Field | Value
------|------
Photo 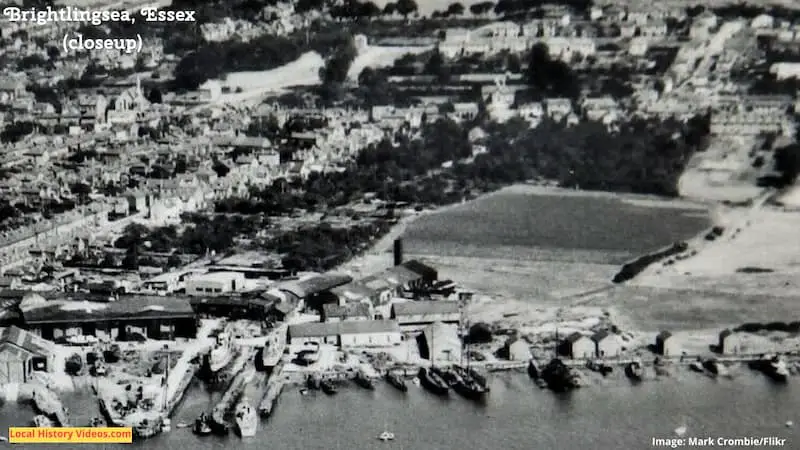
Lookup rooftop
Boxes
[391,300,459,317]
[22,295,195,324]
[288,320,400,338]
[0,325,56,356]
[276,273,353,299]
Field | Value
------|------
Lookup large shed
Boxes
[0,326,56,384]
[390,300,460,330]
[420,322,462,364]
[560,332,595,359]
[655,330,680,356]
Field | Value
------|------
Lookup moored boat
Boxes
[625,361,644,380]
[133,418,161,440]
[689,361,704,373]
[418,367,449,396]
[234,398,258,438]
[261,325,287,371]
[89,417,106,427]
[33,415,53,427]
[385,372,408,392]
[320,379,338,395]
[192,413,212,436]
[354,370,375,390]
[760,355,790,382]
[208,333,234,373]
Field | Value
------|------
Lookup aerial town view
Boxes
[1,0,800,448]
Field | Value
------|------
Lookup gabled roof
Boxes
[657,330,673,340]
[323,302,370,319]
[391,301,459,317]
[591,330,619,343]
[0,326,55,357]
[22,295,195,324]
[288,320,400,338]
[277,273,352,299]
[564,331,589,344]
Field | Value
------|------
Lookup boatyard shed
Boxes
[401,260,438,283]
[390,300,460,331]
[287,320,402,347]
[718,329,744,355]
[326,283,380,306]
[503,335,532,361]
[420,322,462,363]
[278,274,353,300]
[321,302,372,322]
[21,295,197,341]
[0,325,56,384]
[185,271,246,297]
[593,330,623,358]
[655,330,680,356]
[357,265,424,303]
[338,320,402,347]
[561,332,595,359]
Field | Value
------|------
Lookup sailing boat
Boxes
[419,323,449,396]
[377,411,395,441]
[454,298,489,398]
[160,353,171,433]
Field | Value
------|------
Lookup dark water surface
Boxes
[1,372,797,450]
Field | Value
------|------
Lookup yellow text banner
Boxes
[9,427,133,444]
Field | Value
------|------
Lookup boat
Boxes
[89,417,106,427]
[176,422,190,429]
[261,325,287,370]
[208,332,234,373]
[535,378,548,388]
[234,398,258,438]
[540,359,580,392]
[0,436,7,442]
[354,370,375,390]
[306,374,320,390]
[377,431,395,441]
[418,367,449,396]
[33,388,60,416]
[385,372,408,392]
[675,425,687,436]
[766,355,790,382]
[689,361,704,373]
[161,418,171,433]
[193,413,212,436]
[786,421,794,428]
[453,365,490,396]
[133,419,161,439]
[320,379,338,395]
[625,361,643,380]
[527,360,540,379]
[33,415,53,427]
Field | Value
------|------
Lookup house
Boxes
[751,14,775,29]
[286,320,402,347]
[619,23,637,38]
[544,98,572,118]
[718,329,744,355]
[0,79,27,104]
[592,330,623,358]
[0,277,21,290]
[321,302,372,322]
[655,330,680,356]
[185,271,246,296]
[0,326,56,384]
[503,335,532,361]
[640,20,668,37]
[561,332,595,359]
[390,301,460,330]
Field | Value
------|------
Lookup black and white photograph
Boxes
[0,0,798,447]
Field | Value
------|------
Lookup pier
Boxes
[210,348,255,428]
[258,362,285,417]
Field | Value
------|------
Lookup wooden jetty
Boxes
[164,361,199,417]
[210,348,254,428]
[259,362,285,417]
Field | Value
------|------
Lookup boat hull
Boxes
[418,368,449,396]
[321,381,338,395]
[385,373,408,392]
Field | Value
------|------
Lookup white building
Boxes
[185,271,246,296]
[287,320,402,348]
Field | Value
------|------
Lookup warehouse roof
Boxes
[22,295,195,324]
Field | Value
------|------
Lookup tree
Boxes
[469,1,494,15]
[395,0,417,17]
[319,34,358,85]
[146,88,163,103]
[382,2,397,15]
[446,2,465,16]
[774,144,800,186]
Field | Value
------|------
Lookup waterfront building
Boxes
[21,295,197,341]
[655,330,680,356]
[321,303,372,322]
[504,335,532,361]
[185,271,246,296]
[0,325,56,384]
[420,322,461,363]
[718,329,744,355]
[286,320,402,347]
[390,301,460,331]
[592,330,623,358]
[561,332,595,359]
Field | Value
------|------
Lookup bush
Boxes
[65,354,82,376]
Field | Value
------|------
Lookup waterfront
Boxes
[1,371,798,449]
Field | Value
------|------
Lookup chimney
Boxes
[393,238,403,266]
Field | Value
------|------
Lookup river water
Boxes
[0,370,798,449]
